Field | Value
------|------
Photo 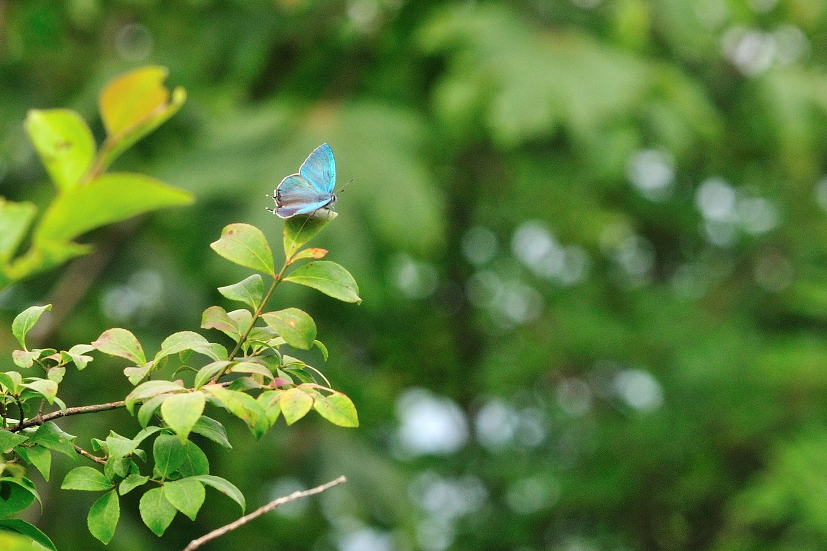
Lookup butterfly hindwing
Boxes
[300,143,336,194]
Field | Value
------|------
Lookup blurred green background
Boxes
[4,0,827,550]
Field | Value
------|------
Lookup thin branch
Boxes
[183,475,347,551]
[11,400,126,432]
[73,443,106,465]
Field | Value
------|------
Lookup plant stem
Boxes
[183,475,347,551]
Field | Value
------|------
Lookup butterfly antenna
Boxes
[335,178,354,195]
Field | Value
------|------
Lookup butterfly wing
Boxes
[275,175,335,218]
[300,143,336,194]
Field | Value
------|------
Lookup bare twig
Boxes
[183,475,347,551]
[73,443,106,465]
[11,400,126,432]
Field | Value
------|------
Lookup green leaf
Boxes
[87,490,120,544]
[139,487,177,536]
[0,528,50,551]
[284,261,361,303]
[200,306,239,340]
[314,340,329,361]
[91,328,147,366]
[62,344,95,370]
[283,216,332,259]
[193,361,230,389]
[99,65,187,169]
[0,519,57,550]
[0,479,38,518]
[154,331,224,362]
[24,109,95,191]
[118,473,149,495]
[137,395,167,427]
[0,199,37,263]
[203,385,269,438]
[313,391,359,428]
[34,172,193,245]
[161,392,206,442]
[0,431,28,452]
[11,305,52,351]
[190,416,232,449]
[61,467,113,491]
[29,422,76,458]
[257,390,283,425]
[178,441,210,477]
[164,478,205,521]
[289,247,328,263]
[217,274,265,310]
[261,308,317,350]
[125,380,184,413]
[230,361,274,380]
[280,388,314,425]
[20,379,57,404]
[153,434,188,479]
[15,446,50,481]
[124,365,151,385]
[0,372,22,394]
[189,475,245,512]
[210,223,275,274]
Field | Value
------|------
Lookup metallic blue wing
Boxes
[300,143,336,194]
[275,174,335,218]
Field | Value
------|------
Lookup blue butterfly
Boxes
[273,143,338,218]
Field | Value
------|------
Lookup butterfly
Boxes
[272,143,338,219]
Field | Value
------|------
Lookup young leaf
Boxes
[24,109,95,192]
[217,274,265,310]
[314,340,329,361]
[284,261,361,303]
[125,380,184,412]
[0,530,44,551]
[0,479,38,518]
[283,216,332,259]
[11,305,52,351]
[118,474,149,496]
[261,308,317,350]
[87,490,120,544]
[153,434,188,478]
[124,365,152,386]
[313,392,359,428]
[154,331,224,362]
[61,467,113,491]
[0,199,37,264]
[280,388,314,425]
[0,372,22,394]
[161,392,206,442]
[29,422,76,458]
[12,350,40,369]
[189,475,245,512]
[62,344,95,370]
[190,416,232,449]
[289,247,328,264]
[139,487,177,536]
[0,518,57,551]
[99,65,186,169]
[164,478,205,521]
[137,394,167,427]
[210,223,275,274]
[91,328,147,366]
[34,173,193,245]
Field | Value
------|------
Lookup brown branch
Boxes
[11,400,126,432]
[73,443,106,465]
[183,475,348,551]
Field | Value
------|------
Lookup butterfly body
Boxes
[273,144,337,218]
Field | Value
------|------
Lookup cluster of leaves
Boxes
[0,65,360,549]
[0,66,192,290]
[0,214,360,548]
